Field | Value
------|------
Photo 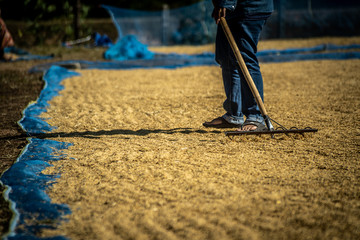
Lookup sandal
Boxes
[238,120,268,132]
[203,117,242,128]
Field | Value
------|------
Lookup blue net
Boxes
[267,0,360,39]
[102,0,360,44]
[102,0,215,46]
[99,0,360,61]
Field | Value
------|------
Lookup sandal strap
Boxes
[242,120,268,131]
[242,121,264,127]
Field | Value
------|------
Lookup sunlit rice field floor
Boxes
[2,37,359,240]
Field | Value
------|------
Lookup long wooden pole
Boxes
[220,17,274,131]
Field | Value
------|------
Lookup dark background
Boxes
[1,0,360,44]
[1,0,360,20]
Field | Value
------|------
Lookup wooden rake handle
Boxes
[219,17,268,117]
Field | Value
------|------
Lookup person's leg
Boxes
[211,21,245,126]
[220,57,245,125]
[230,18,267,130]
[203,17,267,129]
[203,21,245,128]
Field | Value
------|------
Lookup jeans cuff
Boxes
[222,113,244,125]
[245,115,264,123]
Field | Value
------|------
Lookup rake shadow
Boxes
[1,128,221,140]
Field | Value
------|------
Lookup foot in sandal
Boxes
[237,120,267,131]
[203,117,242,128]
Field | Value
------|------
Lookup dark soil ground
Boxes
[0,46,105,236]
[0,69,43,235]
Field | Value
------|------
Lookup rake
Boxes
[219,17,317,137]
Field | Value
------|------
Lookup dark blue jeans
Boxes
[215,17,267,125]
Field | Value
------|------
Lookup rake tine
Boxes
[225,128,318,137]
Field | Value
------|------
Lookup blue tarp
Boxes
[3,47,54,61]
[1,66,80,240]
[20,67,81,135]
[29,43,360,73]
[29,52,216,73]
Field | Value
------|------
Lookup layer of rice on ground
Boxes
[39,37,360,240]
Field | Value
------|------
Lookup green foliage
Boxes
[23,0,91,42]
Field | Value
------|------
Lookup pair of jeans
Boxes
[215,16,267,125]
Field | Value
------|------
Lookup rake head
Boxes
[225,117,318,138]
[225,127,318,137]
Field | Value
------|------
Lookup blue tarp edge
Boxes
[1,66,80,240]
[28,44,360,74]
[3,47,54,62]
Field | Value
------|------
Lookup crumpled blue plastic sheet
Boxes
[93,32,113,47]
[0,66,80,240]
[3,47,54,61]
[104,35,154,60]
